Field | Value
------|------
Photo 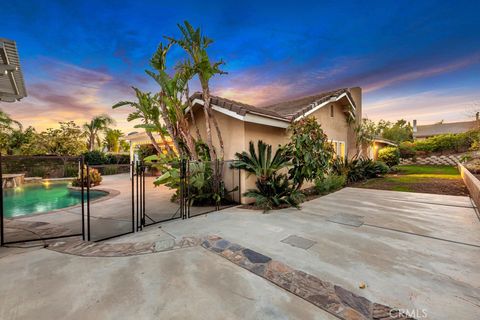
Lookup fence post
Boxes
[180,159,186,220]
[80,156,85,241]
[0,153,4,246]
[141,162,145,230]
[86,163,91,241]
[131,161,135,233]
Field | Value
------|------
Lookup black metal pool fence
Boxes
[1,155,241,245]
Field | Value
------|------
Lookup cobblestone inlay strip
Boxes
[202,235,415,320]
[47,236,202,257]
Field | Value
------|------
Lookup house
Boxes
[413,117,479,139]
[368,137,398,160]
[124,87,362,203]
[0,38,27,103]
[188,87,362,202]
[189,87,361,160]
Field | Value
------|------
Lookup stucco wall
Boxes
[308,101,350,150]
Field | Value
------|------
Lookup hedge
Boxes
[377,147,400,167]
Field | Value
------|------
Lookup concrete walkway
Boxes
[1,187,479,319]
[119,187,479,320]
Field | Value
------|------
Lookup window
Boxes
[331,140,346,159]
[339,142,346,159]
[330,105,334,117]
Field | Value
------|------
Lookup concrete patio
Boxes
[1,187,479,319]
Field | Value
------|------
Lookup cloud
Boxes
[364,90,480,124]
[214,82,294,106]
[6,58,139,132]
[363,53,480,93]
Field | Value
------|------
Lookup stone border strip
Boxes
[202,235,415,320]
[47,236,201,257]
[45,235,415,319]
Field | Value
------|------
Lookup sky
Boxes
[1,0,479,132]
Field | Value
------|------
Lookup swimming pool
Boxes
[2,181,107,218]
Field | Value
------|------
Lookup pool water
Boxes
[2,181,107,218]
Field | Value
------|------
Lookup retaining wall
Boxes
[400,153,464,166]
[458,163,479,209]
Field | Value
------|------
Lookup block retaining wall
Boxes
[400,153,465,166]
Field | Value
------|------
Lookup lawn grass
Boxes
[352,164,468,196]
[396,165,459,176]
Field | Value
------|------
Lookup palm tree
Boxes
[103,129,123,153]
[83,115,115,151]
[355,119,379,157]
[112,88,175,155]
[146,64,199,159]
[167,21,226,161]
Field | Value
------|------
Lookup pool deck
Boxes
[3,173,214,242]
[1,184,479,319]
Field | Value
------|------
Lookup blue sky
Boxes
[1,0,479,131]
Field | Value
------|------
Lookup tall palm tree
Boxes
[167,21,226,161]
[83,115,115,151]
[112,88,175,155]
[146,64,199,159]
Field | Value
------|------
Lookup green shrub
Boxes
[414,132,472,153]
[244,174,305,212]
[399,141,416,159]
[83,150,108,165]
[377,147,400,167]
[232,140,304,212]
[72,165,102,187]
[315,175,346,194]
[332,157,388,183]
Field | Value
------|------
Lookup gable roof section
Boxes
[190,92,286,119]
[0,38,27,102]
[414,121,478,138]
[263,88,355,120]
[190,87,356,127]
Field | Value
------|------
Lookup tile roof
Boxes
[414,121,478,138]
[190,92,286,120]
[263,88,352,120]
[191,88,355,122]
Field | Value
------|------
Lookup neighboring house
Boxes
[413,117,479,139]
[0,38,27,103]
[368,137,398,160]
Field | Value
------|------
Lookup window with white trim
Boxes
[330,140,346,159]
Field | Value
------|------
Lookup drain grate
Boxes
[281,235,316,249]
[327,213,364,227]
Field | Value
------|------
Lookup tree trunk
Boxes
[201,88,217,162]
[158,100,183,157]
[207,107,224,160]
[145,131,163,154]
[156,128,175,155]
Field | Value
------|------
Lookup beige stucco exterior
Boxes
[189,87,363,203]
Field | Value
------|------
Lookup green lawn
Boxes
[353,165,468,196]
[395,165,459,176]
